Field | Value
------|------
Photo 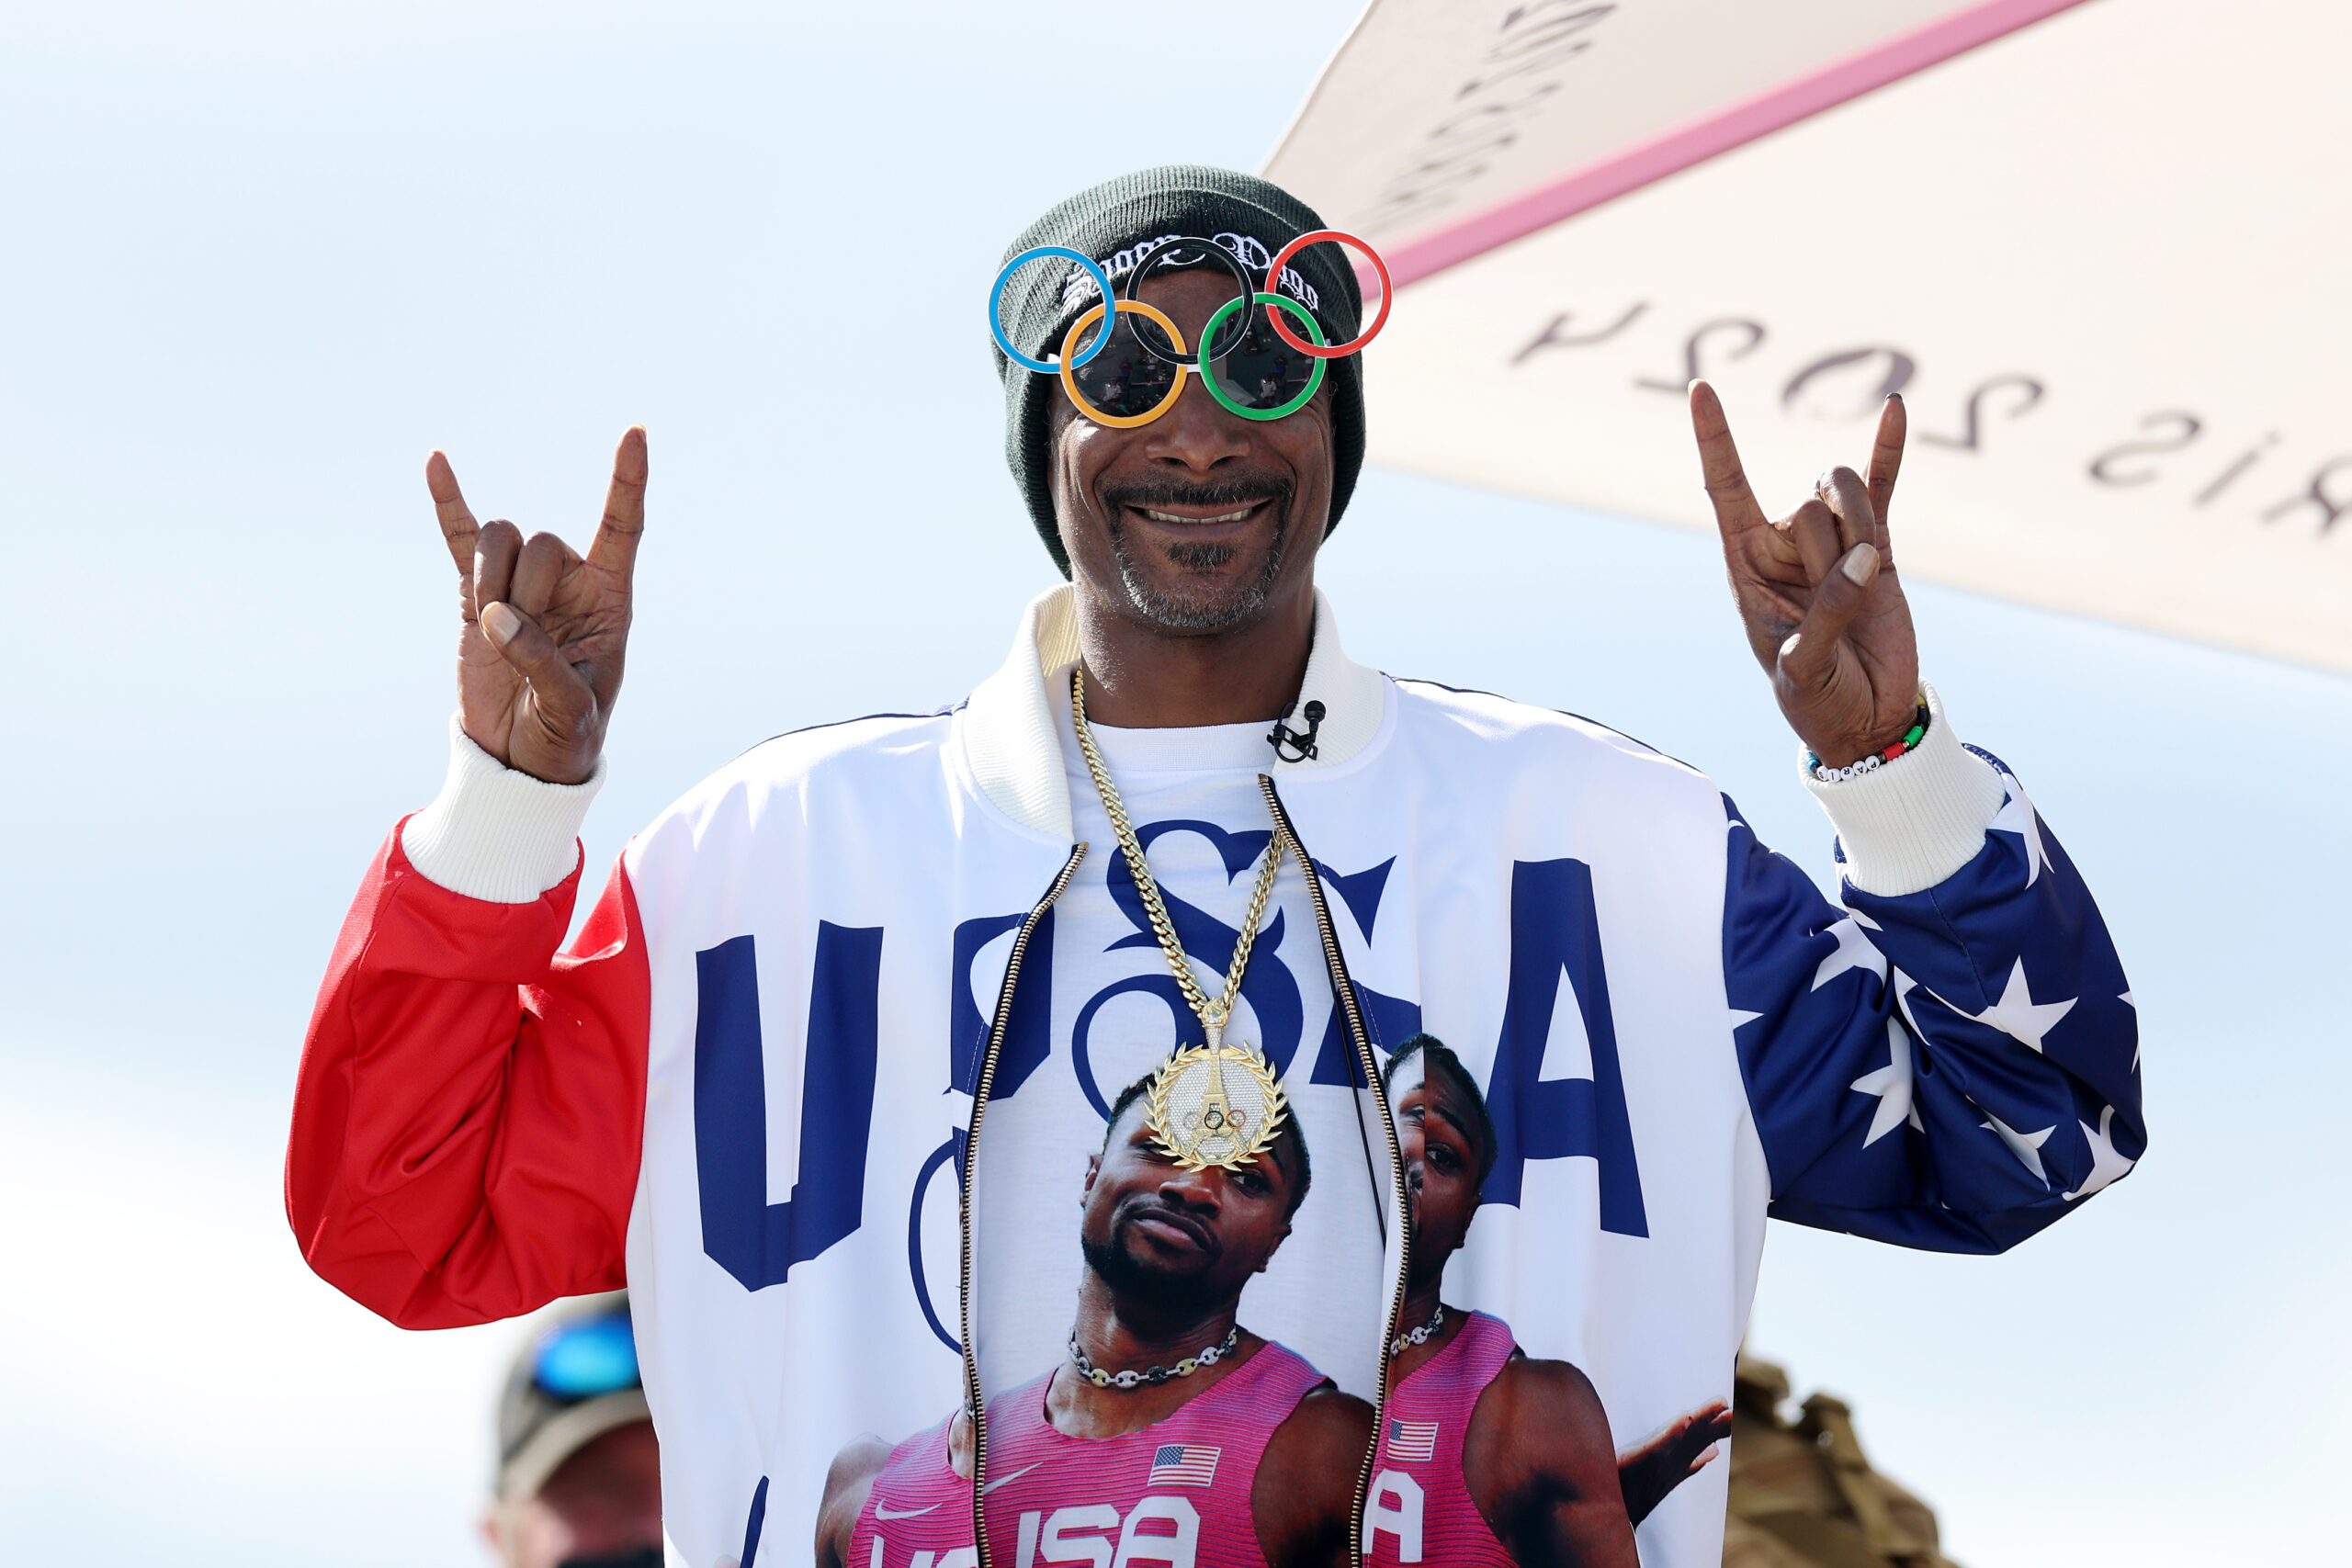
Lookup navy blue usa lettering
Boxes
[1483,859,1648,1235]
[903,907,1064,1349]
[1300,854,1422,1084]
[1071,819,1305,1115]
[694,925,884,1290]
[947,909,1056,1100]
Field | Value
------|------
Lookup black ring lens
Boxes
[1123,236,1258,368]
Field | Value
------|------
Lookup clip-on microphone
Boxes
[1267,700,1326,763]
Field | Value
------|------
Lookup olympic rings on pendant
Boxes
[991,244,1115,374]
[1263,229,1391,359]
[1057,299,1190,429]
[1198,293,1326,422]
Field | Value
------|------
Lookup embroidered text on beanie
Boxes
[992,165,1366,577]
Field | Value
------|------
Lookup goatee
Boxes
[1081,1224,1227,1321]
[1099,473,1295,631]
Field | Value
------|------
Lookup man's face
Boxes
[1080,1099,1300,1318]
[1047,265,1335,633]
[1399,1066,1484,1284]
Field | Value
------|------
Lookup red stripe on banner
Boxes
[1383,0,2094,288]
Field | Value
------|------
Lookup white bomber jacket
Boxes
[293,585,2141,1568]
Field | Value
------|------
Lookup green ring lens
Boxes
[1199,291,1327,422]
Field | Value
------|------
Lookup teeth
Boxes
[1141,505,1257,524]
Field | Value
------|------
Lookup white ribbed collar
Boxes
[959,584,1389,841]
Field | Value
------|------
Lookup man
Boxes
[814,1074,1364,1568]
[287,166,2140,1568]
[488,1292,664,1568]
[1366,1037,1732,1566]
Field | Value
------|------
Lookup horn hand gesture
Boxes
[428,428,647,785]
[1689,382,1918,768]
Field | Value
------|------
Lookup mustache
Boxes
[1099,471,1295,514]
[1113,1195,1219,1258]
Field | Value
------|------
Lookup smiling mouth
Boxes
[1136,503,1263,525]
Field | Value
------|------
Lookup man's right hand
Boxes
[1615,1400,1732,1525]
[429,428,647,784]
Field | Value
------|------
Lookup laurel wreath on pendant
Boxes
[1145,1042,1290,1173]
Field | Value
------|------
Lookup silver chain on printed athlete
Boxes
[1389,1303,1445,1359]
[1069,1324,1241,1389]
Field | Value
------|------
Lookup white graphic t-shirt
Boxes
[959,687,1394,1405]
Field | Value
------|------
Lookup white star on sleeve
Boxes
[1985,777,2050,888]
[1890,966,1928,1034]
[1960,959,2077,1054]
[1978,1111,2055,1183]
[1849,1016,1921,1147]
[2120,990,2139,1071]
[1729,1008,1764,1033]
[2062,1105,2136,1201]
[1811,918,1889,993]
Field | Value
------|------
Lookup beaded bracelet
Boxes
[1807,699,1931,784]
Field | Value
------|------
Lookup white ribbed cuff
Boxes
[1802,681,2006,897]
[399,715,605,903]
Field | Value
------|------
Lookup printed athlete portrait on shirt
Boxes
[815,1069,1366,1568]
[288,164,2142,1568]
[1365,1037,1736,1566]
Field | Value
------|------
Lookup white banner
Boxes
[1268,0,2352,671]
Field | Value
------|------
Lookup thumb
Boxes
[480,601,594,720]
[1778,542,1878,692]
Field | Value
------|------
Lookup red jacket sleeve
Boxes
[285,823,651,1328]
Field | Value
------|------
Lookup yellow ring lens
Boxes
[1058,300,1189,429]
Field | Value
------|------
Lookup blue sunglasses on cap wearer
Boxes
[531,1310,641,1402]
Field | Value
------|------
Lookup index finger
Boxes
[1688,380,1769,538]
[1866,393,1905,541]
[586,425,649,576]
[426,449,481,576]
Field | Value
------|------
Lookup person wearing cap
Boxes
[487,1293,662,1568]
[286,166,2140,1568]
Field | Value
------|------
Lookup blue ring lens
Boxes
[532,1313,640,1401]
[990,245,1114,375]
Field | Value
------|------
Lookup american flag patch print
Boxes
[1148,1444,1220,1487]
[1385,1418,1439,1462]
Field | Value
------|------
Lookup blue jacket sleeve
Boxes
[1724,748,2141,1252]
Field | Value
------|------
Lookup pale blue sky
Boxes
[4,3,2343,1563]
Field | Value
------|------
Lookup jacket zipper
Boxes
[1260,774,1410,1568]
[961,841,1088,1568]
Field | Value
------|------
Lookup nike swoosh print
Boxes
[982,1462,1042,1494]
[873,1502,941,1519]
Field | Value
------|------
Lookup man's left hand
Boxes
[1689,381,1920,768]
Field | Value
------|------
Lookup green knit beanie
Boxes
[992,165,1366,576]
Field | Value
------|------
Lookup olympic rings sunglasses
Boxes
[531,1310,641,1402]
[989,230,1392,430]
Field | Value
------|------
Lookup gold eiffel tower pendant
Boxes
[1145,1020,1290,1172]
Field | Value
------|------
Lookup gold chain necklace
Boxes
[1070,669,1292,1174]
[1070,669,1284,1049]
